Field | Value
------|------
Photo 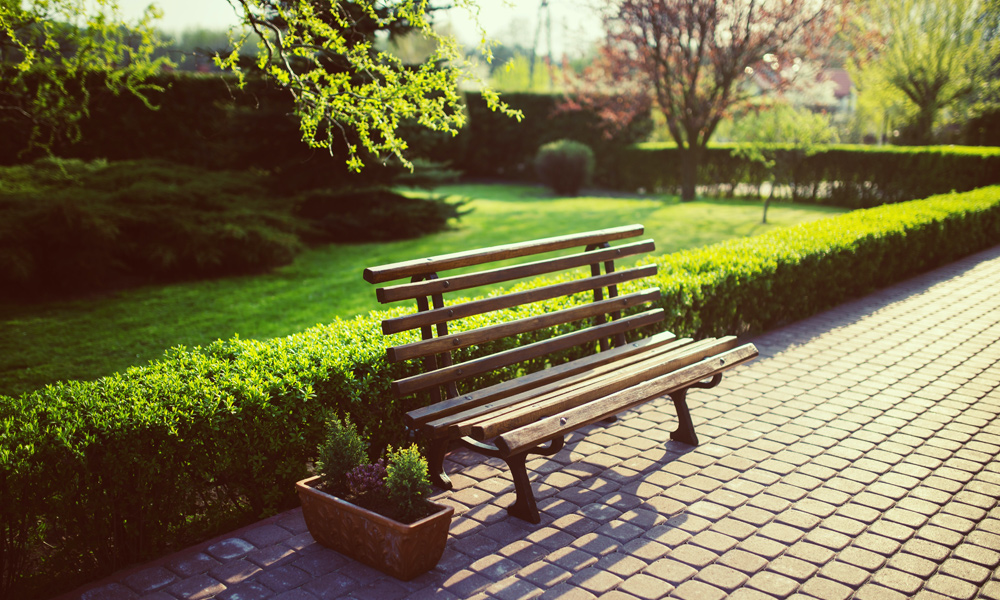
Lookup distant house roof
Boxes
[819,69,853,99]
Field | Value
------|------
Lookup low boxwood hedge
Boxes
[2,186,999,598]
[605,144,1000,208]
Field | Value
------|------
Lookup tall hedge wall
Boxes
[0,73,650,189]
[3,185,1000,598]
[607,143,1000,208]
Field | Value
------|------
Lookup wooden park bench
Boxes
[363,224,758,523]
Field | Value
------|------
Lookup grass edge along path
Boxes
[0,184,841,396]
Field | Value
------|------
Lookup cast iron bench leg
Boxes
[428,437,453,490]
[505,436,565,524]
[669,388,699,446]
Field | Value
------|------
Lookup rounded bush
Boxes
[534,139,595,196]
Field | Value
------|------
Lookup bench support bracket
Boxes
[669,374,723,446]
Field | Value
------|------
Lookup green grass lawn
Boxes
[0,183,844,397]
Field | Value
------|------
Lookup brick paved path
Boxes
[67,246,1000,600]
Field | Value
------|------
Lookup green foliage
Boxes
[608,143,1000,207]
[217,0,521,172]
[0,158,464,299]
[384,444,433,522]
[0,184,839,398]
[639,185,1000,338]
[728,102,840,222]
[2,184,998,597]
[534,139,595,196]
[460,92,653,182]
[849,0,992,144]
[0,159,304,298]
[315,415,369,493]
[294,187,466,244]
[0,0,172,157]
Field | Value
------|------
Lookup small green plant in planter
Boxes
[296,415,453,580]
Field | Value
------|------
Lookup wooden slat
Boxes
[391,309,665,397]
[467,337,742,440]
[363,224,645,284]
[404,331,680,429]
[381,265,657,335]
[496,344,760,456]
[434,337,736,439]
[376,240,656,304]
[420,337,708,437]
[387,288,661,363]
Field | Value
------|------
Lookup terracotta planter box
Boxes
[295,475,454,581]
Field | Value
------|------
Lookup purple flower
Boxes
[346,459,386,498]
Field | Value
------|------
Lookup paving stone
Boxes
[838,546,887,572]
[487,576,544,600]
[122,566,177,594]
[210,558,264,584]
[915,525,965,548]
[537,583,598,600]
[671,579,726,600]
[746,570,800,598]
[205,528,256,561]
[768,556,818,582]
[800,576,854,600]
[924,574,979,600]
[952,542,1000,568]
[216,581,274,600]
[694,563,749,592]
[888,552,938,578]
[81,583,138,600]
[938,558,992,585]
[739,535,788,560]
[166,573,227,600]
[854,583,910,600]
[617,573,671,599]
[519,561,573,587]
[872,568,924,596]
[668,544,718,569]
[167,552,222,577]
[568,567,623,595]
[645,558,697,585]
[804,527,852,551]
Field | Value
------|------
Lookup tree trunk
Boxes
[679,145,702,202]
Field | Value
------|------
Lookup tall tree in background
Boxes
[850,0,990,145]
[574,0,840,201]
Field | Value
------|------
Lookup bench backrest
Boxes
[364,224,664,405]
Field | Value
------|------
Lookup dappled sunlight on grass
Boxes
[0,183,843,396]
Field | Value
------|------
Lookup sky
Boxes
[114,0,602,57]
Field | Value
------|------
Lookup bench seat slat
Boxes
[466,337,741,440]
[387,288,661,363]
[391,309,665,397]
[376,240,656,304]
[403,331,680,429]
[364,224,644,284]
[421,337,710,437]
[495,344,760,457]
[381,265,657,335]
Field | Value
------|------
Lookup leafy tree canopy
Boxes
[0,0,521,169]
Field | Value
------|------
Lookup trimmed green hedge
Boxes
[606,143,1000,208]
[3,185,1000,598]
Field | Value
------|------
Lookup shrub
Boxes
[3,185,1000,598]
[535,140,595,196]
[294,188,466,243]
[384,444,433,522]
[316,416,369,493]
[0,159,304,298]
